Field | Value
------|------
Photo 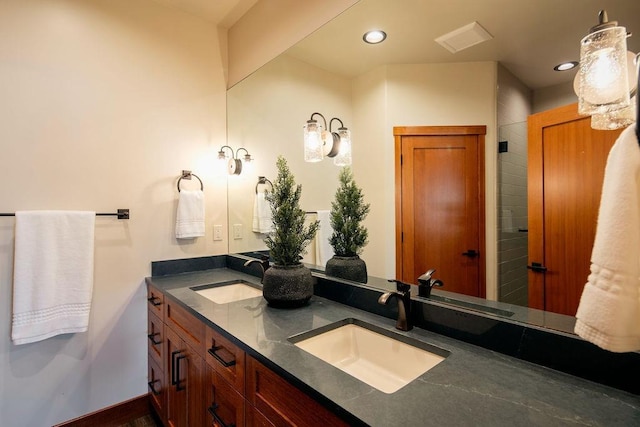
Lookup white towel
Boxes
[12,211,95,345]
[252,192,273,234]
[315,210,334,266]
[574,124,640,353]
[175,190,205,239]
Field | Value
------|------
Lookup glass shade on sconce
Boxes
[304,119,324,162]
[577,25,630,115]
[333,128,352,166]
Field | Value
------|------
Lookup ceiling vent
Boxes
[435,21,493,53]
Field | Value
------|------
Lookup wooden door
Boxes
[395,126,486,297]
[528,103,622,315]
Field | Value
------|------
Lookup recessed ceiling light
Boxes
[554,61,579,71]
[363,30,387,44]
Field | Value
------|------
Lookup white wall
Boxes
[0,1,228,425]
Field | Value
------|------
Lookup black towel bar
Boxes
[0,209,130,219]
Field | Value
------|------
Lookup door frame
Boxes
[394,125,486,297]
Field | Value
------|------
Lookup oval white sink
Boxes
[289,318,449,394]
[192,281,262,304]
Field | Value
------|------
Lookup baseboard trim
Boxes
[53,394,151,427]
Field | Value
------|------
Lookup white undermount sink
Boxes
[290,319,449,394]
[192,281,262,304]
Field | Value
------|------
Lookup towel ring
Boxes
[255,176,273,194]
[177,170,203,192]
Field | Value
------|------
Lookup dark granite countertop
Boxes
[147,268,640,427]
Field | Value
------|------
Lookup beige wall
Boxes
[226,54,352,257]
[354,62,498,293]
[0,0,227,425]
[227,0,359,87]
[227,59,498,289]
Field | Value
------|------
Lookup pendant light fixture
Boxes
[576,10,632,117]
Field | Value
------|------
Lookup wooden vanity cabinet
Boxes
[147,285,350,427]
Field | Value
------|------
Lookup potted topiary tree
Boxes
[325,167,370,283]
[262,156,319,307]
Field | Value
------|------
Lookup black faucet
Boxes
[243,255,270,283]
[417,269,443,298]
[378,280,413,331]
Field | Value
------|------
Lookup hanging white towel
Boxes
[252,192,273,234]
[175,190,205,239]
[12,211,96,345]
[315,210,335,266]
[574,124,640,353]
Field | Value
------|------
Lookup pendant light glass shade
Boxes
[578,25,630,115]
[304,120,324,162]
[591,97,636,130]
[333,128,352,166]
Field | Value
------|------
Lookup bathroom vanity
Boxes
[146,256,640,426]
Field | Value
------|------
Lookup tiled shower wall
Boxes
[497,66,532,306]
[498,122,529,305]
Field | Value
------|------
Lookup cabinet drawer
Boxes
[148,356,166,421]
[165,298,205,357]
[206,366,245,427]
[246,405,275,427]
[246,356,349,427]
[205,326,245,394]
[147,283,165,318]
[147,310,164,369]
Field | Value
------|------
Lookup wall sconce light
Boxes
[574,10,638,130]
[217,145,253,175]
[303,112,352,166]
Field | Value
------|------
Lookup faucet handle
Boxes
[418,269,436,284]
[387,279,411,293]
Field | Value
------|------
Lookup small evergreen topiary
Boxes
[264,156,319,266]
[329,167,370,257]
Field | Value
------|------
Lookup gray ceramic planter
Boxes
[325,255,368,283]
[262,264,313,308]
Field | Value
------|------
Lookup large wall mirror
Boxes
[226,0,640,332]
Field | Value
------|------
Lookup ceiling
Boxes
[153,0,639,91]
[287,0,640,90]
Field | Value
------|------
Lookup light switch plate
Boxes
[233,223,243,240]
[213,225,223,241]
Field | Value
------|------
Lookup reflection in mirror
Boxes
[227,0,640,331]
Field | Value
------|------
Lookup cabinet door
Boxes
[166,327,188,427]
[206,325,246,394]
[206,366,245,427]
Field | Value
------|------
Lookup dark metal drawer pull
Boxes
[147,332,162,345]
[148,380,160,396]
[208,404,235,427]
[462,249,479,258]
[147,296,162,306]
[175,354,186,391]
[208,345,236,368]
